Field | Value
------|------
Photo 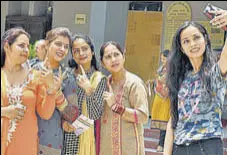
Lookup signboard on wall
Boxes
[197,21,225,50]
[164,1,192,50]
[124,11,163,82]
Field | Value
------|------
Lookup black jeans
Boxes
[159,130,166,147]
[172,138,223,155]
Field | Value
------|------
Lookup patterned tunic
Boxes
[174,64,227,145]
[100,71,149,155]
[1,70,56,155]
[34,62,71,155]
[63,68,107,155]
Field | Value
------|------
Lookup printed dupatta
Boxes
[78,71,105,155]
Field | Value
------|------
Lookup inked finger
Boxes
[79,65,86,76]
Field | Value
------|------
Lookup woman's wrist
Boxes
[85,86,94,96]
[46,88,57,96]
[111,104,125,115]
[47,85,61,96]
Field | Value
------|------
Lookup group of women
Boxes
[1,8,227,155]
[1,27,148,155]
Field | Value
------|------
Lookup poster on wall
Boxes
[197,21,224,50]
[164,1,192,50]
[124,11,163,82]
[124,11,163,114]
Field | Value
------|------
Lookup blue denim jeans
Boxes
[172,138,223,155]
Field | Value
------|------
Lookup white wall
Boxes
[1,1,9,37]
[52,1,91,35]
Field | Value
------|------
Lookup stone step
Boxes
[144,137,159,150]
[144,128,160,139]
[145,148,163,155]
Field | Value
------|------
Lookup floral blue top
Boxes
[35,62,72,152]
[174,64,227,145]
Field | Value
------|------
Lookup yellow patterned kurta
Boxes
[78,72,106,155]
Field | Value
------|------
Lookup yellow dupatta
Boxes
[78,71,105,155]
[1,70,9,155]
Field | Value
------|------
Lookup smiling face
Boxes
[180,26,206,61]
[5,34,30,65]
[72,38,93,67]
[47,35,70,62]
[101,44,125,73]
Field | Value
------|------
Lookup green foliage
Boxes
[28,41,37,60]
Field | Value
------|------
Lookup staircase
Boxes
[144,128,163,155]
[144,119,163,155]
[144,119,227,155]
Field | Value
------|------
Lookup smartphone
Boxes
[203,3,227,31]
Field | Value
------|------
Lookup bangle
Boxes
[134,110,138,124]
[111,104,125,115]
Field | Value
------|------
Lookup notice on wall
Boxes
[164,1,192,50]
[124,11,163,82]
[125,11,163,115]
[197,21,225,50]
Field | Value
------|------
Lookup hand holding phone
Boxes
[210,10,227,31]
[203,3,227,31]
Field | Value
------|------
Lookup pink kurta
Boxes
[1,70,56,155]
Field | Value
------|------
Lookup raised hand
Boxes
[76,65,93,95]
[210,10,227,28]
[40,56,54,85]
[103,80,115,108]
[40,57,65,94]
[47,66,66,94]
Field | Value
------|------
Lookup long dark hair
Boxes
[161,49,170,58]
[167,21,215,129]
[1,27,30,67]
[68,33,98,70]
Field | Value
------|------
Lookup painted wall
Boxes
[1,1,9,37]
[8,1,21,15]
[52,1,91,35]
[104,1,129,49]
